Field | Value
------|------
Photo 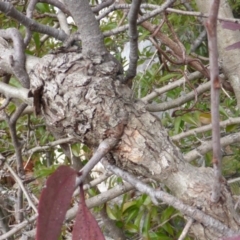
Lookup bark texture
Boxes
[29,51,240,239]
[196,0,240,108]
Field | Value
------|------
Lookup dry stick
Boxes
[5,163,38,213]
[184,132,240,163]
[205,0,222,203]
[107,165,237,237]
[178,218,194,240]
[124,0,142,84]
[146,81,211,112]
[141,71,203,103]
[75,138,120,186]
[172,117,240,142]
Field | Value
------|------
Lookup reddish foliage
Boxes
[221,21,240,31]
[225,41,240,50]
[223,236,240,240]
[72,184,105,240]
[36,165,76,240]
[221,21,240,50]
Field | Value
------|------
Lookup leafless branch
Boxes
[124,0,142,84]
[205,0,221,203]
[146,81,211,112]
[92,0,114,13]
[98,4,239,24]
[5,162,38,213]
[0,28,30,88]
[178,218,194,240]
[25,136,76,155]
[141,71,203,103]
[0,82,32,105]
[103,0,177,37]
[0,2,67,42]
[172,117,240,142]
[107,165,237,237]
[184,132,240,162]
[76,138,119,186]
[24,0,38,47]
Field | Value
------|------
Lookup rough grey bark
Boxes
[29,51,240,239]
[196,0,240,108]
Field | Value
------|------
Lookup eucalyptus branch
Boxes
[63,0,107,56]
[124,0,142,84]
[172,117,240,142]
[0,28,30,88]
[146,81,211,112]
[141,71,203,103]
[0,2,67,42]
[184,132,240,163]
[107,165,237,237]
[205,0,221,203]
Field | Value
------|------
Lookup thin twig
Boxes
[172,117,240,142]
[5,163,38,213]
[184,132,240,162]
[178,218,194,240]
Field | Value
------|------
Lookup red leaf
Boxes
[225,41,240,50]
[221,21,240,31]
[72,184,105,240]
[36,165,76,240]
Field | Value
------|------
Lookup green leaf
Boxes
[106,205,117,220]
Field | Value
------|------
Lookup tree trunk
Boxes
[29,51,240,239]
[196,0,240,108]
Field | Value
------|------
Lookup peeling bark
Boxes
[29,51,240,239]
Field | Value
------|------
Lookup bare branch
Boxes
[24,0,38,46]
[0,83,32,105]
[172,117,240,142]
[205,0,221,203]
[184,132,240,162]
[0,28,30,88]
[0,2,67,41]
[178,218,194,240]
[124,0,142,85]
[5,162,38,213]
[76,138,119,186]
[107,165,237,237]
[103,0,177,37]
[146,81,211,112]
[92,0,114,13]
[141,71,203,103]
